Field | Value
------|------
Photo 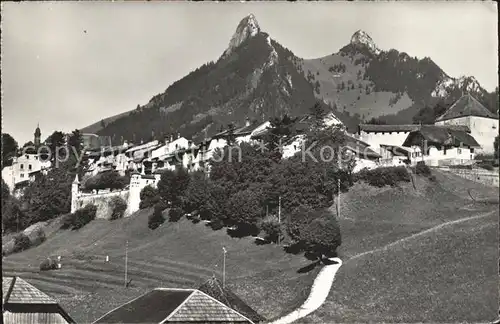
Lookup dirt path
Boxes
[344,209,497,265]
[268,258,342,324]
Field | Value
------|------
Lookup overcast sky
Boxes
[1,1,497,145]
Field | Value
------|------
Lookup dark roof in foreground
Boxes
[198,277,266,323]
[402,125,480,148]
[436,94,498,122]
[3,277,57,305]
[3,277,75,323]
[93,288,253,323]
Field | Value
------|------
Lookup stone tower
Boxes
[71,174,80,213]
[34,123,41,146]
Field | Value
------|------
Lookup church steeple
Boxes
[34,123,41,146]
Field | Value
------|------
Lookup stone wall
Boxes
[75,190,130,219]
[440,167,499,187]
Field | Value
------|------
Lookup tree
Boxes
[139,185,161,209]
[226,123,236,146]
[495,136,499,160]
[300,213,342,258]
[45,131,66,162]
[226,186,264,228]
[157,168,190,207]
[310,102,327,131]
[2,133,18,169]
[68,129,83,154]
[366,117,387,125]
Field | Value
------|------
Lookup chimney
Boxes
[170,134,173,143]
[188,140,192,148]
[245,117,251,127]
[177,132,181,139]
[165,136,170,145]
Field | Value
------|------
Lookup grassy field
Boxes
[2,208,320,323]
[2,170,498,323]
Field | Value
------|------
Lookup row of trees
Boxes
[141,104,352,259]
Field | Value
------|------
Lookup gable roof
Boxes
[402,125,480,148]
[435,94,498,122]
[3,277,57,305]
[3,277,75,323]
[198,277,266,323]
[93,288,253,323]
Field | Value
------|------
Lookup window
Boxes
[470,148,474,153]
[443,148,447,155]
[20,164,24,170]
[28,164,32,170]
[20,173,24,178]
[457,148,462,154]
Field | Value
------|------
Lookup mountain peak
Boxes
[350,30,380,54]
[222,14,261,58]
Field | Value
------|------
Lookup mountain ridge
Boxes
[81,15,498,144]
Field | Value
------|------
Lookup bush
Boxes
[39,257,58,271]
[354,166,410,187]
[12,234,31,253]
[415,162,432,177]
[300,214,342,259]
[109,196,127,220]
[286,205,315,242]
[148,202,167,230]
[168,207,183,222]
[31,228,46,246]
[62,204,97,230]
[258,215,283,243]
[139,185,161,209]
[84,171,128,191]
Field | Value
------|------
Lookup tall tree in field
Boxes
[2,133,18,169]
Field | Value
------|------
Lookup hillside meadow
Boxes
[2,170,498,323]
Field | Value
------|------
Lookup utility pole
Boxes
[278,196,281,246]
[337,149,341,219]
[222,247,227,288]
[124,240,128,288]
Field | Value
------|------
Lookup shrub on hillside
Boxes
[258,215,283,243]
[300,215,342,259]
[148,202,167,230]
[354,166,410,187]
[286,205,315,242]
[31,228,46,246]
[415,162,432,177]
[109,196,127,220]
[139,185,161,209]
[62,204,97,230]
[168,207,184,222]
[12,233,31,253]
[39,257,58,271]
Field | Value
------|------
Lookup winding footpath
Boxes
[268,257,342,324]
[267,210,497,324]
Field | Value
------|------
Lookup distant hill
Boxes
[81,16,498,143]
